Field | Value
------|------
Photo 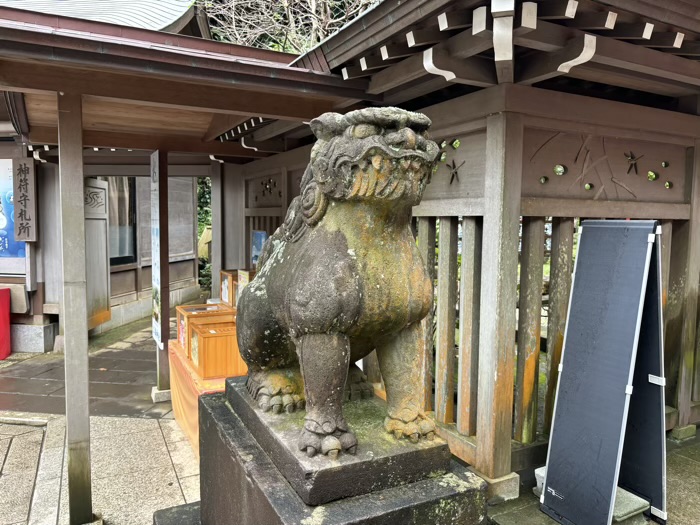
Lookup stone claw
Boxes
[385,413,436,443]
[321,435,342,458]
[306,447,316,457]
[247,368,305,416]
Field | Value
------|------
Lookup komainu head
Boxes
[299,108,439,223]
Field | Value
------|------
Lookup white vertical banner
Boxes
[151,151,163,348]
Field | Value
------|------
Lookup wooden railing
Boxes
[362,215,581,479]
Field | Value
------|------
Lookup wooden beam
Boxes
[203,114,250,142]
[341,65,372,80]
[0,60,337,121]
[57,92,94,525]
[521,198,691,220]
[536,0,578,20]
[605,22,654,40]
[438,9,473,31]
[475,113,522,479]
[29,127,267,158]
[565,11,617,30]
[645,32,685,49]
[517,34,597,85]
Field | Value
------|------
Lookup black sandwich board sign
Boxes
[541,220,667,525]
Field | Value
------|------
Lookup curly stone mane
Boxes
[256,108,439,265]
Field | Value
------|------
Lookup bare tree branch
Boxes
[198,0,380,53]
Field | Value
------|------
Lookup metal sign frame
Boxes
[541,219,667,525]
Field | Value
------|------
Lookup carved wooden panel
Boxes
[522,129,687,203]
[84,178,111,329]
[247,173,283,208]
[417,131,486,214]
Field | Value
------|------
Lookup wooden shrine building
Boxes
[0,0,699,522]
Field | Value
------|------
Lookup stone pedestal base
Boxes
[226,376,452,505]
[194,392,487,525]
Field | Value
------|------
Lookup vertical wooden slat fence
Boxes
[514,217,545,444]
[417,217,437,411]
[543,217,575,432]
[435,216,459,424]
[457,217,481,436]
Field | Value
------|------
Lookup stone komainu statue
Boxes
[236,107,440,459]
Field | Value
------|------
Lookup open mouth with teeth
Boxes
[341,140,438,203]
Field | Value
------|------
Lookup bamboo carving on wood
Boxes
[236,108,440,458]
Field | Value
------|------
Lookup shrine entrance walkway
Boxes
[0,316,174,418]
[0,315,201,525]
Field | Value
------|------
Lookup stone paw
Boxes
[246,368,305,414]
[385,412,436,443]
[298,427,358,459]
[344,364,375,401]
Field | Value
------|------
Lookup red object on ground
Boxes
[0,288,10,360]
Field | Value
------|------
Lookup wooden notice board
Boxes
[542,220,667,525]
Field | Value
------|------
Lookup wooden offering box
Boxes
[220,270,237,308]
[191,323,247,379]
[220,269,257,308]
[176,304,236,358]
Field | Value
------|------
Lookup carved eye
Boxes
[352,124,380,139]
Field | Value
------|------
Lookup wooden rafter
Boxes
[29,126,267,158]
[565,11,617,30]
[514,20,700,94]
[604,22,654,40]
[369,15,496,95]
[438,9,473,31]
[670,41,700,56]
[407,28,446,48]
[645,32,685,49]
[253,120,306,142]
[203,114,250,142]
[536,0,578,20]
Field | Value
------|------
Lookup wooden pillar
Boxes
[682,143,700,416]
[57,92,93,524]
[417,217,437,411]
[543,217,575,432]
[475,113,522,479]
[210,161,223,297]
[514,216,544,444]
[151,150,170,392]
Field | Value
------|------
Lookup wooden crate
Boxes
[176,304,235,359]
[191,323,247,379]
